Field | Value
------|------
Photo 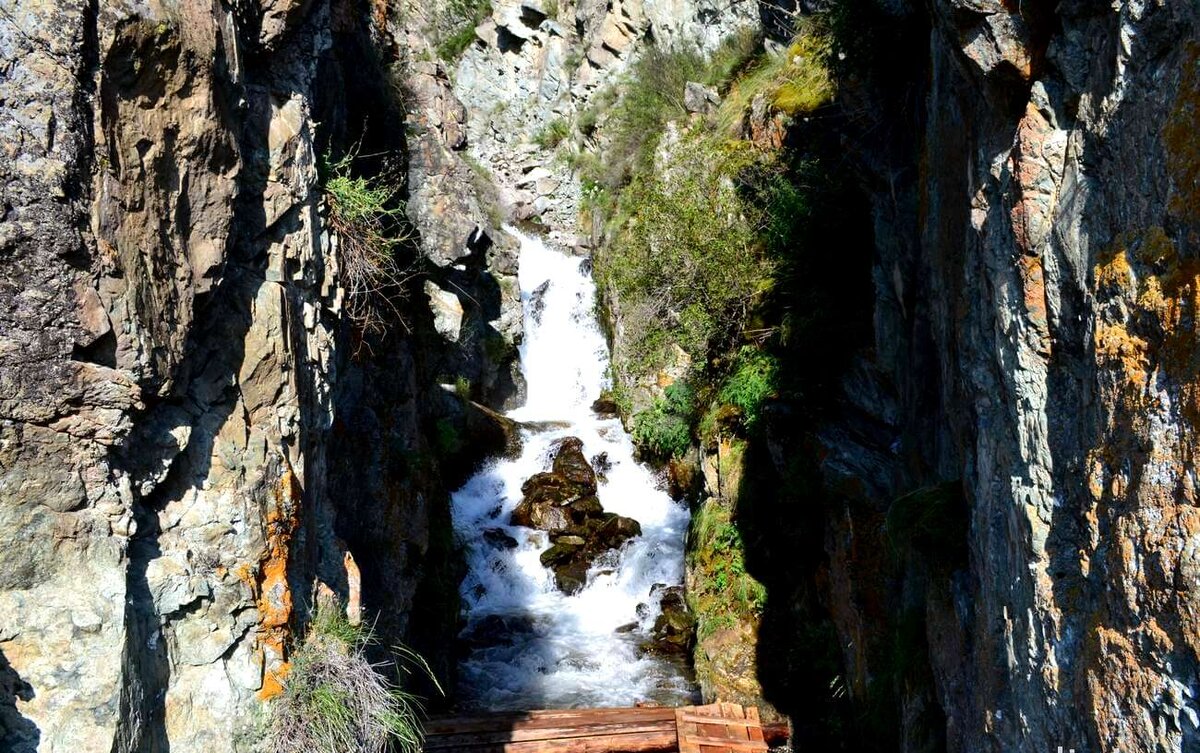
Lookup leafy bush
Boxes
[718,347,779,429]
[269,604,438,753]
[323,152,414,335]
[631,383,696,459]
[598,136,775,378]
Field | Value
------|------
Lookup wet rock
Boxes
[483,528,519,550]
[615,622,639,634]
[510,496,571,531]
[567,495,604,521]
[591,452,612,482]
[554,561,590,596]
[552,437,597,491]
[540,539,584,567]
[510,438,645,594]
[529,279,551,323]
[591,395,620,417]
[462,613,536,649]
[649,586,695,655]
[596,514,642,549]
[549,534,587,547]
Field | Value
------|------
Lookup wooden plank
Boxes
[680,737,767,751]
[424,730,679,753]
[676,704,769,753]
[677,713,764,726]
[425,720,677,748]
[425,707,676,735]
[744,707,765,744]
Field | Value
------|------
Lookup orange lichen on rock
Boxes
[1019,254,1051,355]
[1093,228,1200,438]
[258,661,292,701]
[251,468,304,699]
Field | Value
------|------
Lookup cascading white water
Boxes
[451,228,697,710]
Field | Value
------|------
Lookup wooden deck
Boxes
[424,703,785,752]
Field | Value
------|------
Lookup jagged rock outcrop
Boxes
[451,0,758,243]
[511,437,642,594]
[0,0,520,750]
[807,2,1200,752]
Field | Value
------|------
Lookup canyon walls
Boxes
[0,0,517,749]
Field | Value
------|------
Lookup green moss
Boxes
[687,499,765,641]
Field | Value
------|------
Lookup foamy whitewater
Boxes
[451,228,697,710]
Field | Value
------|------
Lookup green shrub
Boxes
[533,117,570,148]
[323,152,414,335]
[718,347,779,429]
[436,0,492,61]
[597,136,775,378]
[631,382,697,459]
[269,603,438,753]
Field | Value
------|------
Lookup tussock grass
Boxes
[533,117,570,148]
[715,29,834,135]
[268,604,440,753]
[436,0,492,61]
[324,151,416,336]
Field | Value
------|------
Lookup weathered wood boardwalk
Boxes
[424,703,785,753]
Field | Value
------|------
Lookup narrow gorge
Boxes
[2,0,1200,752]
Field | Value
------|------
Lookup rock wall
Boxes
[816,1,1200,751]
[0,0,517,750]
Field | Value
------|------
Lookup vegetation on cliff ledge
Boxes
[323,151,416,337]
[268,602,438,753]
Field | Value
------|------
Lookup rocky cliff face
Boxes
[4,0,1200,751]
[814,1,1200,751]
[0,1,517,750]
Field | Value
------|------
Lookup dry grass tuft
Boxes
[268,604,437,753]
[324,151,418,338]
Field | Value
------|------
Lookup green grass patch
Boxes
[323,151,414,336]
[687,498,766,640]
[714,27,834,135]
[436,0,492,61]
[533,117,570,148]
[269,602,440,753]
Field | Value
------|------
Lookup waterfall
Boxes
[450,228,697,710]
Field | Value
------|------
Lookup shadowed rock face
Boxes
[0,0,519,749]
